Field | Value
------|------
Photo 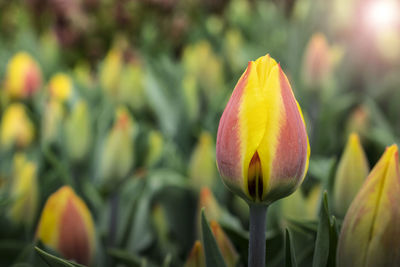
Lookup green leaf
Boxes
[327,216,339,267]
[107,248,142,267]
[284,229,298,267]
[312,192,330,267]
[201,209,227,267]
[35,247,85,267]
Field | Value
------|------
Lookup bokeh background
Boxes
[0,0,400,266]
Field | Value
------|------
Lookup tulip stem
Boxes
[248,204,268,267]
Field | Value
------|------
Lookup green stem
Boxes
[248,204,268,267]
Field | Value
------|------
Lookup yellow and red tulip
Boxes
[36,186,96,266]
[216,54,310,204]
[337,145,400,266]
[1,103,35,148]
[333,133,369,217]
[8,154,38,226]
[4,52,42,99]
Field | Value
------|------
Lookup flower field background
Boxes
[1,0,400,266]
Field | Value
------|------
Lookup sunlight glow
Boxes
[363,0,400,32]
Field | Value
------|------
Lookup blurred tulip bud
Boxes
[345,105,370,140]
[209,220,239,267]
[184,241,205,267]
[145,130,163,168]
[65,100,92,161]
[189,132,216,190]
[99,46,123,97]
[42,99,65,145]
[98,107,135,184]
[36,186,96,266]
[224,29,247,73]
[48,73,73,102]
[198,187,221,223]
[1,103,35,148]
[333,133,369,217]
[39,31,60,69]
[8,154,38,226]
[151,204,169,250]
[182,74,200,123]
[302,33,342,88]
[118,61,147,112]
[4,52,42,99]
[182,41,225,101]
[337,145,400,266]
[216,54,310,204]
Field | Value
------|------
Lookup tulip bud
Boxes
[118,62,146,112]
[41,99,65,145]
[198,187,221,223]
[184,241,205,267]
[216,54,310,204]
[209,220,239,267]
[182,74,200,123]
[48,73,73,102]
[36,186,96,266]
[302,33,342,88]
[189,132,216,190]
[333,133,369,217]
[4,52,42,99]
[305,184,322,220]
[98,107,134,184]
[1,103,35,148]
[345,105,370,140]
[8,154,38,226]
[337,145,400,266]
[144,130,163,168]
[64,100,92,161]
[99,47,123,97]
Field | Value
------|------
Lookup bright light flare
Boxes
[363,0,400,32]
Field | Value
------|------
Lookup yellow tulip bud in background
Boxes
[209,220,239,267]
[333,133,369,217]
[65,100,92,161]
[216,54,310,204]
[144,130,164,168]
[4,52,42,99]
[36,186,96,266]
[337,145,400,266]
[98,107,135,184]
[1,103,35,149]
[198,187,221,224]
[41,99,65,145]
[100,46,123,98]
[118,62,147,112]
[182,74,200,123]
[47,73,73,102]
[8,154,38,226]
[188,132,216,190]
[184,241,205,267]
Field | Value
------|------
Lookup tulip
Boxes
[209,220,239,267]
[99,45,123,97]
[198,187,221,224]
[8,154,38,226]
[118,62,147,112]
[4,52,42,99]
[189,132,216,190]
[216,54,309,267]
[302,33,342,88]
[216,53,310,204]
[182,74,200,123]
[1,103,35,148]
[345,105,370,140]
[98,107,135,185]
[333,133,369,217]
[48,73,73,102]
[64,100,92,161]
[184,241,205,267]
[337,145,400,266]
[41,99,65,145]
[36,186,96,266]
